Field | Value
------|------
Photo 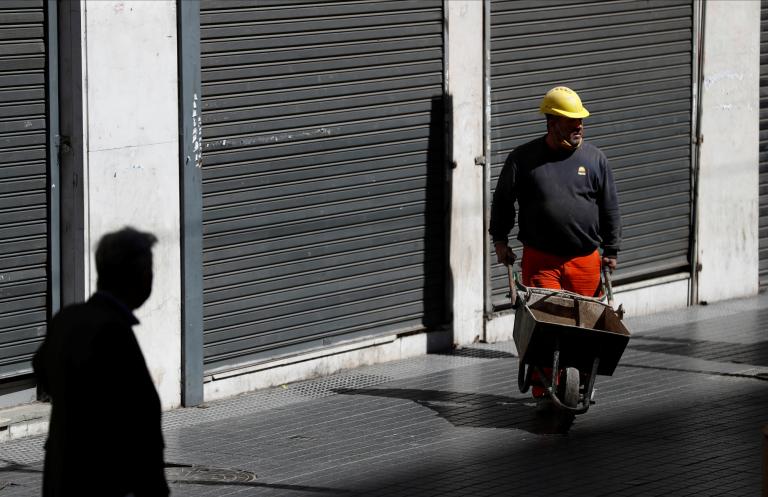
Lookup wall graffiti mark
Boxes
[203,128,332,151]
[703,71,744,90]
[191,93,202,168]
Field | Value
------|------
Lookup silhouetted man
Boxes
[34,227,169,497]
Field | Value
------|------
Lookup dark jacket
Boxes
[489,136,621,257]
[33,292,169,497]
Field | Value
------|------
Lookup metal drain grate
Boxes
[289,374,392,398]
[0,436,45,465]
[166,464,256,483]
[447,348,517,359]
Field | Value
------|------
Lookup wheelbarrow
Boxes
[509,266,631,418]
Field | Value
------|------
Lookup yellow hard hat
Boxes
[539,86,589,118]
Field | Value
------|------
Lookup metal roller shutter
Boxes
[760,1,768,290]
[200,0,446,372]
[0,1,52,378]
[488,0,694,306]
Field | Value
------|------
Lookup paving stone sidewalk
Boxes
[1,295,767,496]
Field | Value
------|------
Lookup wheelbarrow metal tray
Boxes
[513,291,630,376]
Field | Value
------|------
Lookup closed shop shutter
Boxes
[200,0,446,372]
[0,1,52,378]
[760,1,768,289]
[488,0,694,306]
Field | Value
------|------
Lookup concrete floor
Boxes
[1,294,766,496]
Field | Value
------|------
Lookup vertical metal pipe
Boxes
[689,0,706,305]
[482,0,493,323]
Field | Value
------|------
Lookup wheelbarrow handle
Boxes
[507,263,614,309]
[602,267,614,308]
[507,264,517,308]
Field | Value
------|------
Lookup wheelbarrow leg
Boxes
[518,360,533,393]
[549,343,578,408]
[532,339,561,402]
[581,357,600,409]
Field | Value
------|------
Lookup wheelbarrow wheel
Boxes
[559,367,579,408]
[553,367,579,434]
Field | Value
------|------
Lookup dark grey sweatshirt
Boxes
[489,136,621,257]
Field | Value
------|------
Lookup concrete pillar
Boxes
[81,1,181,408]
[445,1,486,346]
[696,0,760,302]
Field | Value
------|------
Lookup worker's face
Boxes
[549,116,584,149]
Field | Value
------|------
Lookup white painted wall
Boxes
[696,0,760,302]
[445,1,486,346]
[82,1,181,408]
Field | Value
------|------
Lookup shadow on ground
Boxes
[0,459,42,475]
[334,387,571,435]
[630,335,768,367]
[168,479,345,493]
[340,379,768,497]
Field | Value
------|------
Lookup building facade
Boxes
[0,0,760,410]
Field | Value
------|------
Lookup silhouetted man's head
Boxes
[95,227,157,310]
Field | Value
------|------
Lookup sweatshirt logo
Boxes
[577,166,587,176]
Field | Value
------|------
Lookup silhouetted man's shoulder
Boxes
[50,294,138,341]
[49,301,89,328]
[38,296,138,392]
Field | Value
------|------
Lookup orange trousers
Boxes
[522,246,602,398]
[522,245,602,296]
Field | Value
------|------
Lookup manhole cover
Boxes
[165,464,257,483]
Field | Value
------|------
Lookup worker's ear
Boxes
[544,114,555,132]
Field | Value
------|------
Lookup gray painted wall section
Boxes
[57,0,86,308]
[178,0,203,407]
[47,0,60,318]
[760,1,768,289]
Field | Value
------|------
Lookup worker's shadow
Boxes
[333,387,571,435]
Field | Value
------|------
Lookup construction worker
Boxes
[488,86,621,399]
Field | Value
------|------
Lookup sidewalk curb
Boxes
[0,402,49,443]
